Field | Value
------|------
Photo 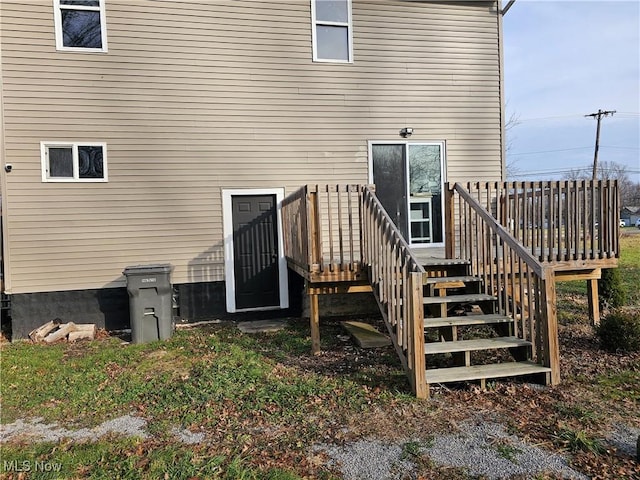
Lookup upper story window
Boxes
[311,0,353,63]
[41,142,108,182]
[53,0,108,52]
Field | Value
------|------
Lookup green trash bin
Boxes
[123,264,174,343]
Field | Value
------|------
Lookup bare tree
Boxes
[564,160,640,206]
[504,111,521,179]
[597,161,639,206]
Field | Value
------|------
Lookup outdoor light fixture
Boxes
[399,127,413,138]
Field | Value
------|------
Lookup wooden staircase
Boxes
[420,258,551,391]
[281,184,563,399]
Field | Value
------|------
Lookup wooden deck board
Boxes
[424,276,482,284]
[424,336,530,355]
[424,314,512,328]
[422,293,495,305]
[425,361,551,384]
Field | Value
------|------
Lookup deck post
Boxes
[445,184,455,258]
[310,292,321,355]
[308,188,321,271]
[586,278,601,326]
[409,272,428,398]
[542,268,561,385]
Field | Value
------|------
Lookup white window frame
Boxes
[41,141,109,182]
[53,0,108,53]
[222,188,289,313]
[311,0,353,63]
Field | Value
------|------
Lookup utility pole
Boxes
[585,109,616,180]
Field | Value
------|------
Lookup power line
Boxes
[516,114,586,123]
[510,144,639,156]
[600,145,640,150]
[512,112,638,123]
[510,146,591,156]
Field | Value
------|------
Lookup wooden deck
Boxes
[281,181,620,398]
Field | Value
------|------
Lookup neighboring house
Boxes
[1,0,504,335]
[621,206,640,226]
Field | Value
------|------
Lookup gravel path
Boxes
[313,417,588,480]
[0,415,148,443]
[2,414,615,479]
[0,415,202,445]
[312,440,416,480]
[423,419,587,480]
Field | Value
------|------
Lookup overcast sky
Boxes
[503,0,640,183]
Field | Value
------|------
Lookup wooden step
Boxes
[420,258,470,266]
[425,361,551,384]
[424,276,481,284]
[424,314,513,328]
[422,293,496,305]
[424,336,530,355]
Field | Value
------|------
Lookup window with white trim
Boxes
[311,0,353,63]
[53,0,108,52]
[41,142,108,182]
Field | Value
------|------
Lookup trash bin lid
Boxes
[123,263,173,276]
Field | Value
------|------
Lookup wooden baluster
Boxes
[347,185,354,269]
[607,180,614,258]
[445,185,455,258]
[515,183,520,245]
[599,180,605,259]
[308,187,320,272]
[509,244,516,323]
[558,181,564,261]
[336,185,344,270]
[583,181,588,259]
[522,182,529,250]
[611,180,620,258]
[575,180,580,260]
[517,256,525,339]
[547,181,554,263]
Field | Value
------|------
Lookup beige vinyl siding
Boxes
[1,0,503,294]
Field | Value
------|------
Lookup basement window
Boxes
[41,142,108,182]
[311,0,353,63]
[54,0,108,52]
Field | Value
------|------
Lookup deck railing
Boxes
[448,183,560,384]
[282,184,428,396]
[457,181,619,264]
[362,186,427,397]
[282,184,365,282]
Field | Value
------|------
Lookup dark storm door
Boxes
[231,194,280,310]
[371,144,409,238]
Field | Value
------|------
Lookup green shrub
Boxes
[598,268,627,308]
[596,309,640,352]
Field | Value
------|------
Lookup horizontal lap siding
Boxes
[1,0,501,293]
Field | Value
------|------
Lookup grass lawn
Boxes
[1,234,639,479]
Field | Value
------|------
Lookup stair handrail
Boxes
[454,184,545,277]
[452,182,560,385]
[361,185,428,397]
